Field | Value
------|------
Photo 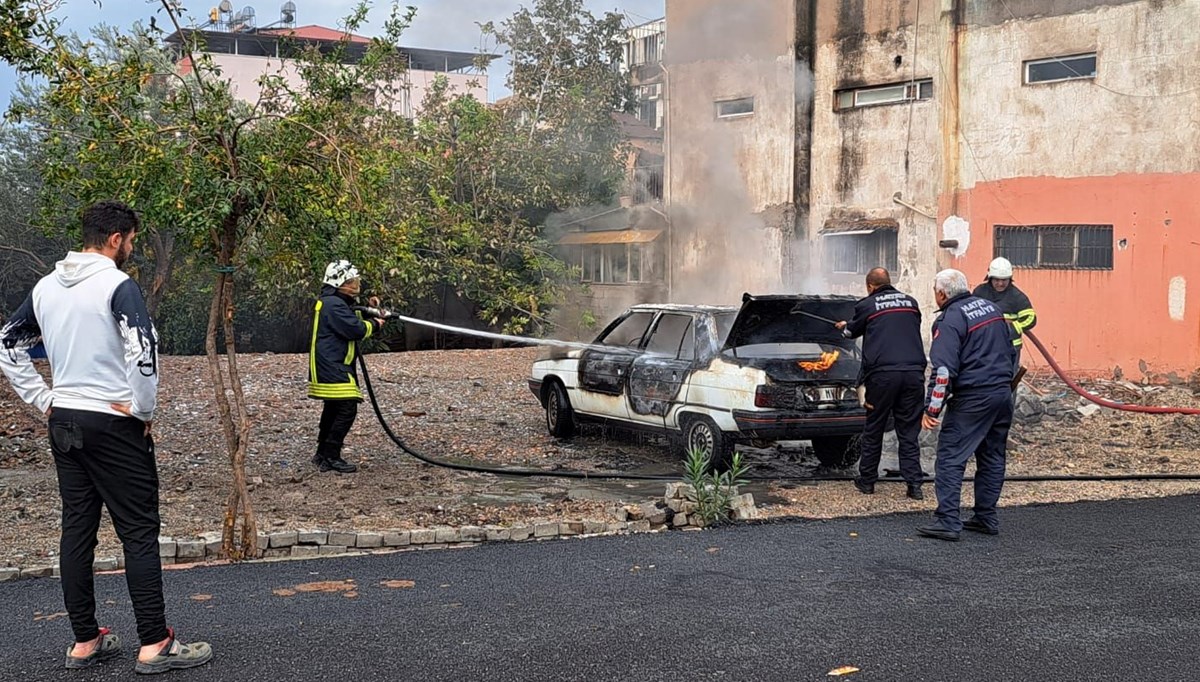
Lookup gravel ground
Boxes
[3,347,1199,567]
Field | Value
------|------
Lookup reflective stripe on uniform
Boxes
[309,300,323,384]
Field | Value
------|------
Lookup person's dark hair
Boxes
[866,267,891,288]
[82,201,140,249]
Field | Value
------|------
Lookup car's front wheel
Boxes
[811,435,859,469]
[544,380,575,439]
[680,415,734,472]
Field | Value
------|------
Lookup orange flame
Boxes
[799,350,840,372]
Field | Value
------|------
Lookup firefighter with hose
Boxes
[973,257,1036,377]
[308,260,386,474]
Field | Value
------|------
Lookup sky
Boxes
[0,0,664,108]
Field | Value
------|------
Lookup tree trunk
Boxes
[145,231,177,317]
[203,208,258,560]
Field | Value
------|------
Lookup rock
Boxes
[328,531,357,547]
[639,502,668,526]
[0,567,19,582]
[409,529,436,544]
[625,505,644,521]
[671,513,689,528]
[729,493,759,521]
[485,527,511,542]
[508,526,534,541]
[290,545,319,558]
[382,531,411,547]
[298,531,329,545]
[606,522,629,533]
[176,540,205,559]
[534,523,559,539]
[582,521,608,535]
[664,482,693,500]
[558,521,584,537]
[268,532,298,549]
[257,534,270,551]
[628,520,652,533]
[319,545,349,555]
[1077,404,1102,418]
[355,532,383,548]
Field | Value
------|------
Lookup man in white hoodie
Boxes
[0,201,211,674]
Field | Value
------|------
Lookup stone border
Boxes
[0,488,757,583]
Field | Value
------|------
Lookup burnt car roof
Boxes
[741,293,858,303]
[628,303,739,314]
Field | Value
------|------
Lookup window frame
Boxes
[836,79,933,111]
[715,96,755,120]
[1023,53,1097,85]
[993,224,1114,270]
[823,230,899,276]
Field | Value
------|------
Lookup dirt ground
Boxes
[3,347,1200,567]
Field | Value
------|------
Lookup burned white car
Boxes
[529,294,867,469]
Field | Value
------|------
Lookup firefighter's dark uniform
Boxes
[925,293,1017,533]
[308,284,380,465]
[972,281,1036,375]
[842,285,927,487]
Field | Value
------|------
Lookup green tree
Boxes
[0,0,416,558]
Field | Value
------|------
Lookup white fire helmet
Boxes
[323,260,360,288]
[987,257,1014,280]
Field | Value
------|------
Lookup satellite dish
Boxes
[219,0,233,13]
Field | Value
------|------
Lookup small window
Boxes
[994,225,1113,270]
[645,314,693,358]
[824,231,898,275]
[716,97,755,119]
[1024,53,1097,84]
[599,311,656,348]
[836,80,932,111]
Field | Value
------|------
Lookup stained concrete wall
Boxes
[663,0,798,306]
[947,0,1200,372]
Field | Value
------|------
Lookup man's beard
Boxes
[113,245,130,270]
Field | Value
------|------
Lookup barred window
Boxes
[825,230,898,275]
[994,225,1113,270]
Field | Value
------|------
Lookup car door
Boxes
[574,311,656,419]
[627,313,697,424]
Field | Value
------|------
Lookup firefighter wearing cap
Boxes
[307,260,385,474]
[972,257,1036,375]
[835,268,927,500]
[916,269,1016,542]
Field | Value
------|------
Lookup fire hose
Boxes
[358,315,1200,484]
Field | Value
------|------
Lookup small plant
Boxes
[682,447,751,526]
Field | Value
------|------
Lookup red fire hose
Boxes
[1024,331,1200,415]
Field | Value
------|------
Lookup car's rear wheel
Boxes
[811,435,859,469]
[680,415,734,473]
[544,381,575,439]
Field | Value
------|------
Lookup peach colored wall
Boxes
[949,173,1200,374]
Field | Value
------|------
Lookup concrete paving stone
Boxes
[93,558,119,572]
[583,521,608,535]
[0,567,19,582]
[268,532,298,549]
[291,546,320,558]
[176,541,206,559]
[20,565,54,579]
[158,539,177,558]
[298,531,329,546]
[606,522,629,533]
[328,531,357,547]
[262,548,290,559]
[410,529,436,544]
[628,520,652,533]
[382,531,411,547]
[534,523,560,539]
[508,526,533,541]
[559,522,584,536]
[485,528,511,542]
[356,533,384,549]
[459,526,485,542]
[319,545,349,556]
[256,534,270,551]
[434,528,460,544]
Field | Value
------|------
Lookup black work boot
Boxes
[853,479,875,495]
[311,452,323,467]
[916,523,960,542]
[906,484,924,501]
[963,517,999,535]
[320,457,358,474]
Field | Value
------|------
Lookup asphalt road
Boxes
[3,495,1199,682]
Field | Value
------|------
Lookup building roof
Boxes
[558,229,663,246]
[260,24,370,44]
